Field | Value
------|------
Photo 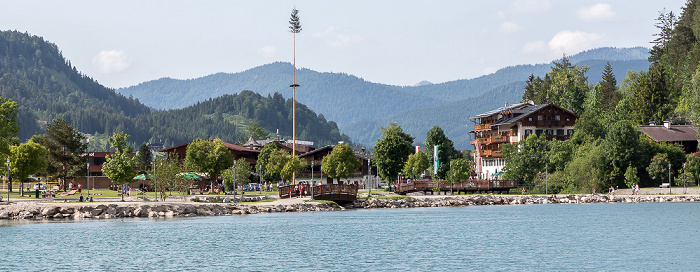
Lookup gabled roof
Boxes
[160,140,259,154]
[639,125,699,142]
[490,103,577,127]
[469,102,534,120]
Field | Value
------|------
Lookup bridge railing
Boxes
[394,179,518,194]
[278,184,358,198]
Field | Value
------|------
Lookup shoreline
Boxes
[1,194,699,221]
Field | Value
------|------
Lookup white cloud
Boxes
[522,41,548,54]
[509,0,551,13]
[548,31,603,55]
[258,46,276,58]
[577,3,617,21]
[314,26,364,49]
[92,50,131,74]
[499,21,520,33]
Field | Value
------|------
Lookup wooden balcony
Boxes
[474,124,492,132]
[491,136,509,144]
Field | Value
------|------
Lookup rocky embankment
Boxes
[346,194,700,209]
[2,194,699,221]
[0,202,341,220]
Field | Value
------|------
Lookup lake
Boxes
[1,202,698,271]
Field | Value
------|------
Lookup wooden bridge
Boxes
[278,184,357,203]
[394,179,519,195]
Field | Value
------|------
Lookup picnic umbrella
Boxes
[178,172,202,181]
[133,173,151,180]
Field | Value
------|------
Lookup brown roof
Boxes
[639,125,699,142]
[160,140,259,154]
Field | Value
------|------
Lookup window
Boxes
[535,129,543,135]
[557,129,564,136]
[546,129,554,135]
[511,129,518,136]
[527,117,533,122]
[555,115,561,121]
[538,115,543,121]
[565,117,571,122]
[525,129,532,135]
[567,129,575,135]
[551,114,555,120]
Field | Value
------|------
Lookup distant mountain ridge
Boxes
[118,46,651,149]
[0,30,349,149]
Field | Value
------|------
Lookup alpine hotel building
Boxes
[470,102,578,179]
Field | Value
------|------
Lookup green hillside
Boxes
[117,47,651,150]
[0,30,349,149]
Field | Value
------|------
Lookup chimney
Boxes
[663,121,671,129]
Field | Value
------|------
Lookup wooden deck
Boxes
[394,179,519,195]
[278,184,358,203]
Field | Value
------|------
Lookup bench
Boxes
[659,183,670,188]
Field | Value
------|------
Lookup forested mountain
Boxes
[0,30,349,149]
[118,47,651,149]
[0,30,151,140]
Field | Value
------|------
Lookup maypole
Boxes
[289,7,302,184]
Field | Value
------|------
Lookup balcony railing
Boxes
[474,124,492,132]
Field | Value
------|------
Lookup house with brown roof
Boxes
[469,102,578,179]
[639,121,699,154]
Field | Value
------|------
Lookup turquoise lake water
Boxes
[1,202,699,271]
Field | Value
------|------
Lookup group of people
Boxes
[630,183,640,195]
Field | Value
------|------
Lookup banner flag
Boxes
[434,145,439,175]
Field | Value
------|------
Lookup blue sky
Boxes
[0,0,687,88]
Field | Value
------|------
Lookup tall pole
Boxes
[234,160,238,202]
[368,159,371,195]
[87,163,90,197]
[311,160,314,200]
[545,163,548,195]
[289,8,301,185]
[668,163,671,195]
[450,160,453,195]
[6,158,9,201]
[153,154,157,202]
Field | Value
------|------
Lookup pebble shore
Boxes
[1,194,698,220]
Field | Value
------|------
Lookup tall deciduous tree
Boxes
[447,158,471,182]
[502,134,548,186]
[425,126,454,179]
[322,143,361,183]
[402,151,429,179]
[184,138,234,187]
[686,152,700,185]
[647,153,670,185]
[548,56,590,115]
[222,158,252,191]
[604,120,642,185]
[0,97,19,157]
[33,118,87,190]
[152,152,184,201]
[9,140,47,195]
[374,123,413,184]
[258,144,279,181]
[102,132,137,201]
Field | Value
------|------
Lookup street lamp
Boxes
[233,160,237,202]
[545,163,548,195]
[668,163,672,195]
[87,162,90,197]
[311,160,314,200]
[6,158,9,201]
[368,158,372,195]
[153,153,157,202]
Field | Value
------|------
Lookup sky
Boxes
[0,0,689,89]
